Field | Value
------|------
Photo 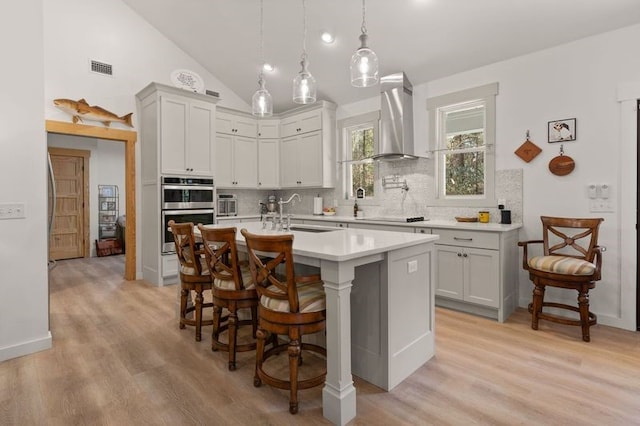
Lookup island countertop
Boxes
[200,220,439,262]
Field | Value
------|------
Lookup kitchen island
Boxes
[199,221,438,425]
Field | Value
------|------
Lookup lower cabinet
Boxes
[433,228,518,322]
[435,245,499,308]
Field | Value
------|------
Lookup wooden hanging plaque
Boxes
[514,140,542,163]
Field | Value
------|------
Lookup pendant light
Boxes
[292,0,316,104]
[350,0,378,87]
[252,0,273,117]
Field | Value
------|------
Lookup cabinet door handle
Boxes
[454,237,473,241]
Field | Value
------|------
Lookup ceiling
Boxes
[121,0,640,113]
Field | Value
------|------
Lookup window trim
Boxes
[338,111,380,201]
[427,82,498,207]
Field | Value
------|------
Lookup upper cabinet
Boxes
[258,119,280,139]
[280,109,322,138]
[213,101,336,190]
[278,102,336,188]
[216,110,257,138]
[137,82,218,179]
[215,108,258,188]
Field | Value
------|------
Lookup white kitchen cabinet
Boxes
[258,119,280,139]
[280,108,322,138]
[215,133,257,188]
[433,228,518,322]
[216,110,257,138]
[257,138,279,188]
[280,131,323,187]
[279,102,336,189]
[154,91,216,177]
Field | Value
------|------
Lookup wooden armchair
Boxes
[198,225,259,371]
[240,229,326,415]
[168,220,213,342]
[518,216,604,341]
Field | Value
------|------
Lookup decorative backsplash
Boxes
[223,165,523,224]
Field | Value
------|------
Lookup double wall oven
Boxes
[161,176,215,254]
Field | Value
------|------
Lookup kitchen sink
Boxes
[289,226,341,233]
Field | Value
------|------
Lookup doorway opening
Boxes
[46,120,137,280]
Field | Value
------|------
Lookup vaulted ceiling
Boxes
[122,0,640,113]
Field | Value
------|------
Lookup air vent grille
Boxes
[90,60,113,76]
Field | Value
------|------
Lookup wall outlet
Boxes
[407,259,418,274]
[589,200,614,213]
[0,203,26,219]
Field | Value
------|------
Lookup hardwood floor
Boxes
[1,255,639,425]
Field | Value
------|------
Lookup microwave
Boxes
[217,194,237,216]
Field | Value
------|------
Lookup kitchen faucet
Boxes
[278,193,301,229]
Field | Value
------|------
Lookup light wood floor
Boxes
[1,256,639,425]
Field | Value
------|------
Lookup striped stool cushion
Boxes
[180,256,209,276]
[529,255,595,276]
[213,265,255,290]
[260,280,326,313]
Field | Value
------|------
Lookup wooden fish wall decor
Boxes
[53,98,133,128]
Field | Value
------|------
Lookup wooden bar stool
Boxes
[518,216,604,342]
[198,225,259,371]
[241,229,326,414]
[168,220,213,342]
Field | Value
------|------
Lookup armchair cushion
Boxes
[528,255,595,276]
[260,280,326,313]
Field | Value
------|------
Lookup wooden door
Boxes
[49,147,90,260]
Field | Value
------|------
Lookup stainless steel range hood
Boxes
[373,72,416,161]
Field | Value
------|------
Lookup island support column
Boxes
[321,259,357,425]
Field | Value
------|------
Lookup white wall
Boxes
[48,134,126,257]
[0,0,51,361]
[411,24,639,330]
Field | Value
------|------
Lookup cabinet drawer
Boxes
[162,254,178,278]
[434,229,499,249]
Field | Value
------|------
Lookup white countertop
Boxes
[200,221,438,262]
[289,214,522,232]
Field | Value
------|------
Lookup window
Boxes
[339,111,379,199]
[428,83,498,207]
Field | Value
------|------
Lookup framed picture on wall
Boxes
[548,118,576,143]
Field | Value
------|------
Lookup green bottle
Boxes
[353,200,358,217]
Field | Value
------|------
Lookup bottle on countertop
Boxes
[353,200,358,217]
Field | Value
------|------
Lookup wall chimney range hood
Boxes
[373,72,417,161]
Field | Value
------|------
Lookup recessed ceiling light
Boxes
[321,31,335,44]
[262,63,274,72]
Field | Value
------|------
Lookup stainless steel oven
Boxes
[162,209,215,254]
[161,176,215,209]
[161,176,216,253]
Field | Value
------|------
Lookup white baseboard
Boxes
[0,332,52,362]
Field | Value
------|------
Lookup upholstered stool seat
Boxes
[528,255,596,276]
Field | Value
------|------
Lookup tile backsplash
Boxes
[221,165,523,224]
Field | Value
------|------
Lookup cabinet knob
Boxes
[463,253,468,258]
[457,253,462,257]
[258,182,262,186]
